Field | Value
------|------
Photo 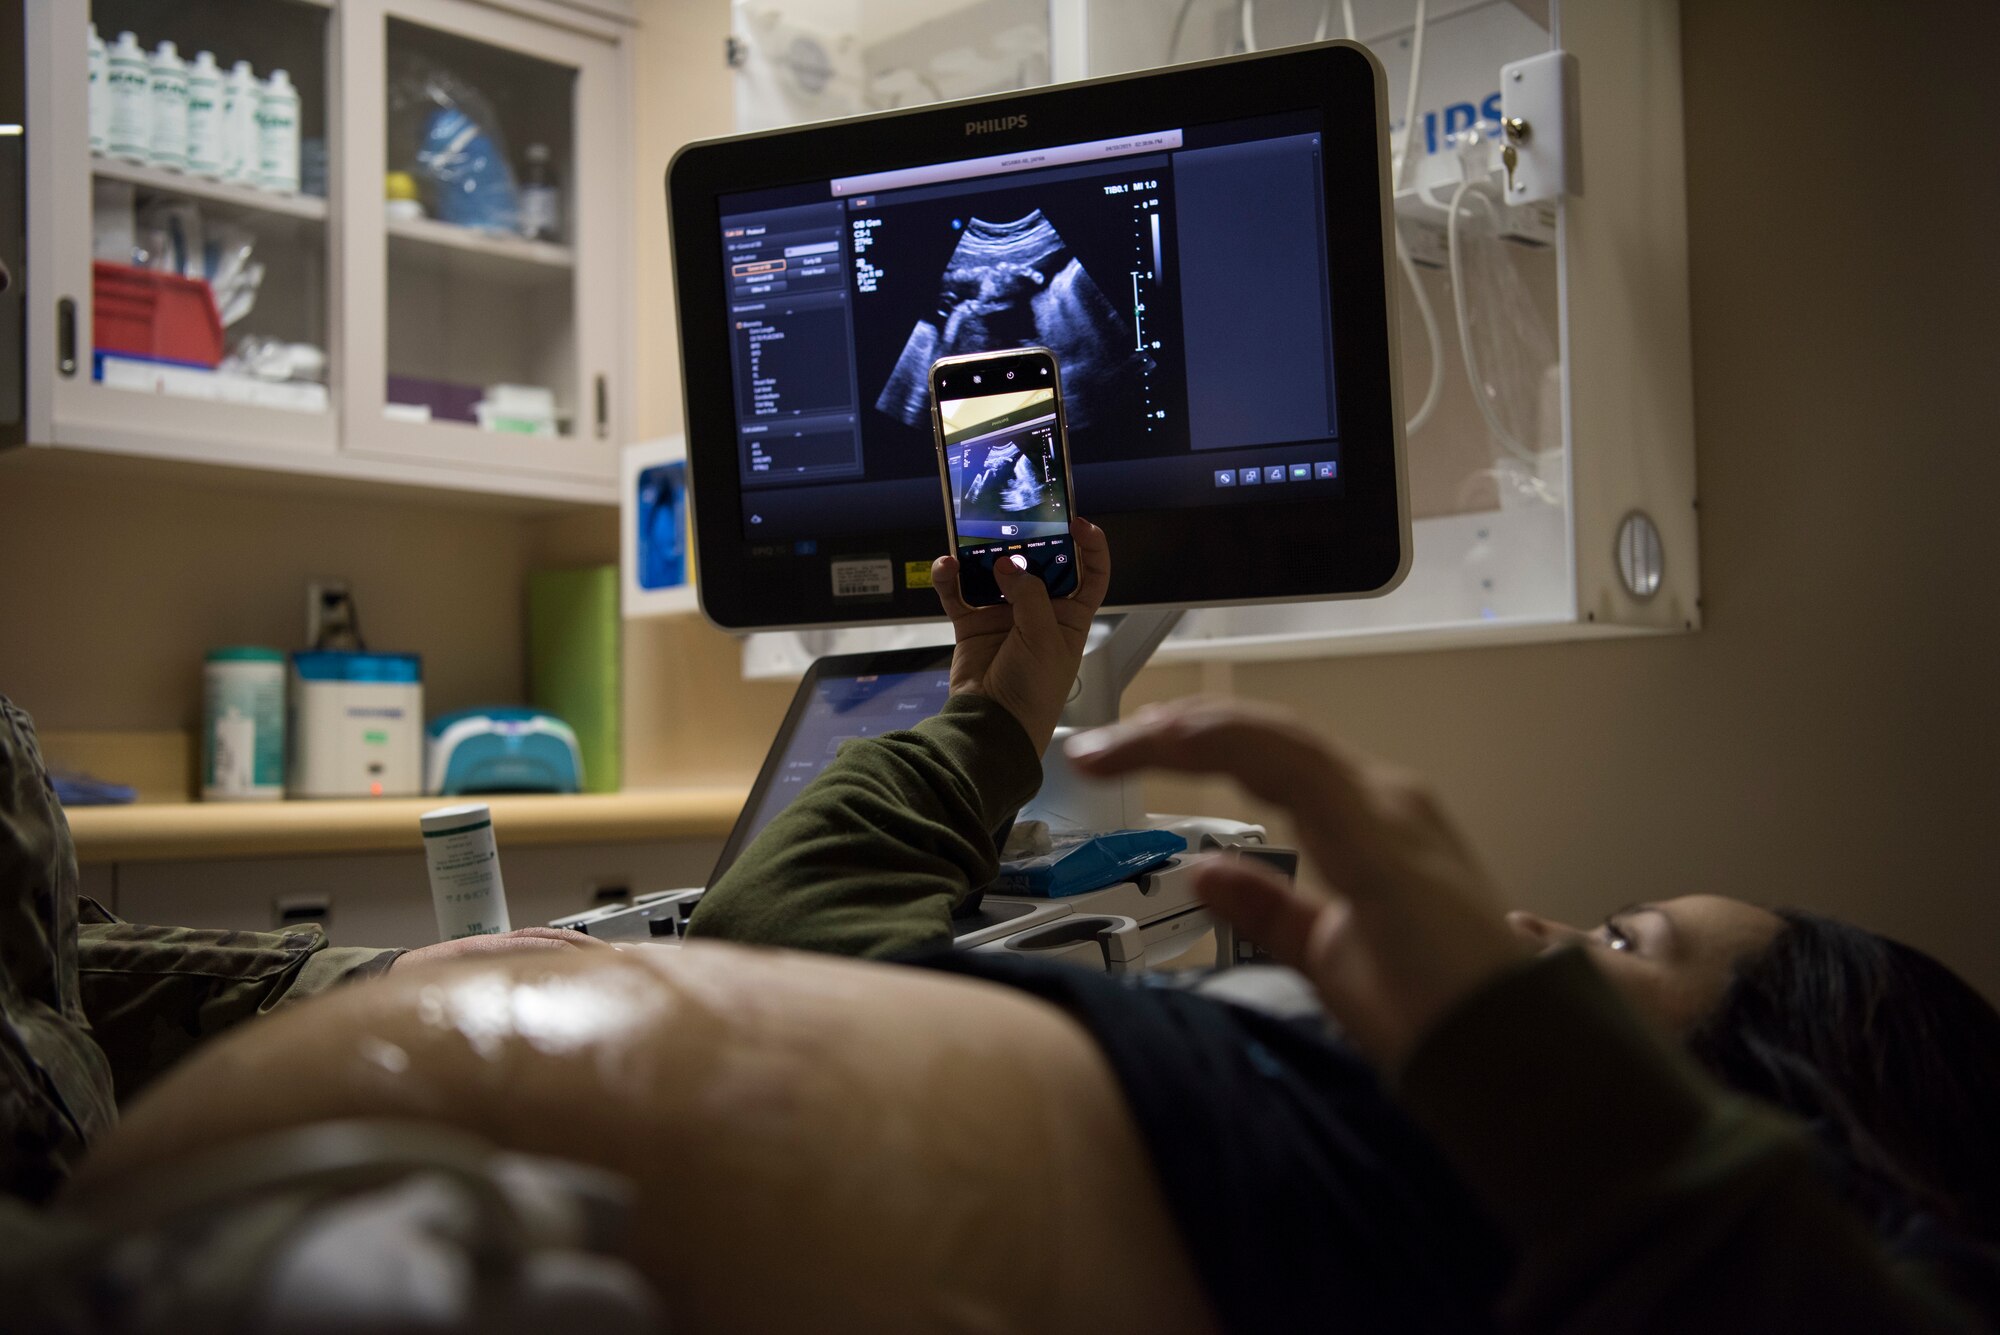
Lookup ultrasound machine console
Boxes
[559,41,1404,969]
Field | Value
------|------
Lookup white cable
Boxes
[1314,0,1331,43]
[1240,0,1257,52]
[1394,0,1428,192]
[1385,0,1442,434]
[1412,180,1455,213]
[1396,228,1444,434]
[1446,178,1537,464]
[1332,0,1438,435]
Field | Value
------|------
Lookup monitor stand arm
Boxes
[1019,609,1182,832]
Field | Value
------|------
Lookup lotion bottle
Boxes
[256,68,301,193]
[185,50,225,179]
[147,39,189,171]
[105,31,151,164]
[87,24,108,154]
[222,60,257,184]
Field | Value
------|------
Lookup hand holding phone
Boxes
[931,517,1110,751]
[930,348,1080,607]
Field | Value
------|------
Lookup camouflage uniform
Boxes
[0,696,116,1202]
[76,909,400,1107]
[0,696,403,1198]
[0,697,660,1332]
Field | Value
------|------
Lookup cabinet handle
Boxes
[56,298,77,378]
[595,374,609,439]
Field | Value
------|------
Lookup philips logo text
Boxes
[966,114,1027,136]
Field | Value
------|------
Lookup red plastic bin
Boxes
[92,262,225,368]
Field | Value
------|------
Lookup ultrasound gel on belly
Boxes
[420,803,513,940]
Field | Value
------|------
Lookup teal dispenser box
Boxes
[425,708,584,796]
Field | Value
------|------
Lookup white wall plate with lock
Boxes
[1501,49,1581,204]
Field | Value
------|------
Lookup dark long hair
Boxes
[1685,910,2000,1239]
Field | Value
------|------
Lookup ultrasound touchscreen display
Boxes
[727,664,953,863]
[717,111,1345,543]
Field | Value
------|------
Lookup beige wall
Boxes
[622,0,800,788]
[0,457,538,735]
[631,0,733,444]
[1197,0,2000,996]
[616,0,2000,995]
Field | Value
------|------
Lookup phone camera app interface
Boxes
[937,381,1077,596]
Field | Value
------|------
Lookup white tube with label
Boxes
[420,803,512,941]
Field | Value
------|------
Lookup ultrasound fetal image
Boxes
[952,423,1067,531]
[876,210,1136,430]
[964,439,1045,515]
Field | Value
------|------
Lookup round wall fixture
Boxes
[1616,510,1664,600]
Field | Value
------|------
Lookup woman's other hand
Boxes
[1065,698,1524,1067]
[931,518,1110,753]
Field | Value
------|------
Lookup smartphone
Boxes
[930,347,1080,607]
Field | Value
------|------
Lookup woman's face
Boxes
[1507,895,1784,1033]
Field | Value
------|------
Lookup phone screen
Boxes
[933,357,1079,606]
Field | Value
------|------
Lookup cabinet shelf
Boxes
[63,788,745,864]
[386,213,574,271]
[92,156,328,222]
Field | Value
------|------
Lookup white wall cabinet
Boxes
[22,0,631,505]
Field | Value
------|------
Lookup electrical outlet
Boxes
[274,893,331,930]
[306,579,360,650]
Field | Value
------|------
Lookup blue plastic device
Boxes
[425,708,584,796]
[992,829,1187,898]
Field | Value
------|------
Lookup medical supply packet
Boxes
[992,829,1186,899]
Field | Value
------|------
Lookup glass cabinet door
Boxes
[38,0,337,452]
[344,0,619,486]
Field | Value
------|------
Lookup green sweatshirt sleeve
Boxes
[76,922,401,1105]
[687,693,1042,959]
[1398,947,1988,1334]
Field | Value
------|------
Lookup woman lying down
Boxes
[46,523,2000,1332]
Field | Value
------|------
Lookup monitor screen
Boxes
[670,43,1407,628]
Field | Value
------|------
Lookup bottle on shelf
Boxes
[223,60,258,185]
[519,143,562,243]
[186,51,225,179]
[105,31,151,165]
[87,24,108,154]
[256,68,301,194]
[148,40,189,172]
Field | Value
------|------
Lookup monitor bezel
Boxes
[668,40,1409,632]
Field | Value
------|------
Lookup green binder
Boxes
[527,565,621,793]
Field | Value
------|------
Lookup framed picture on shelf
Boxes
[621,434,698,618]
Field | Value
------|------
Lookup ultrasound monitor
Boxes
[668,41,1408,631]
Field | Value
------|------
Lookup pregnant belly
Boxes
[79,942,1216,1335]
